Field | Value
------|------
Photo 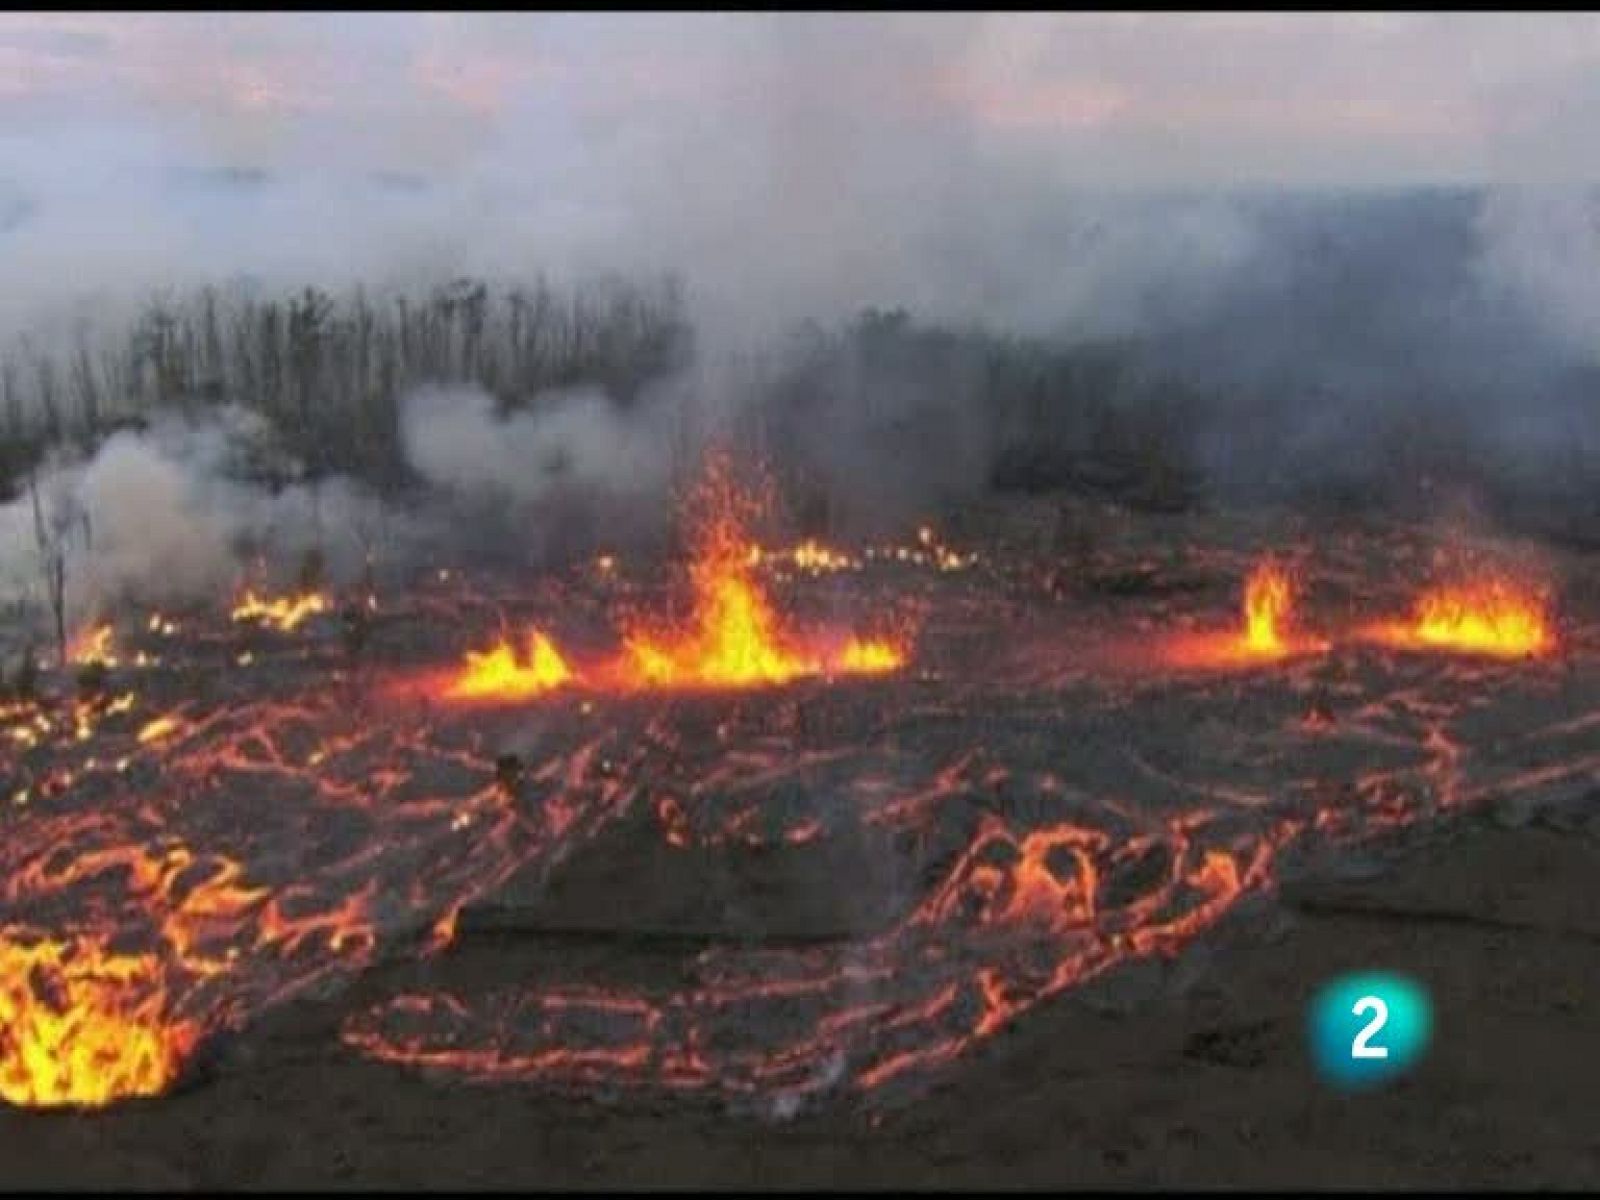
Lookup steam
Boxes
[2,12,1599,594]
[0,409,403,632]
[401,384,675,506]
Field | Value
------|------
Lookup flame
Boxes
[0,935,195,1109]
[1379,577,1554,658]
[835,637,905,674]
[68,624,117,667]
[1163,556,1322,668]
[446,631,575,700]
[612,456,906,689]
[136,715,183,744]
[1242,558,1292,655]
[230,590,329,632]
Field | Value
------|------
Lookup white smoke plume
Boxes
[0,407,404,634]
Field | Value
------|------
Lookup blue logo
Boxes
[1308,971,1432,1090]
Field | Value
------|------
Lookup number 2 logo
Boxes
[1350,994,1389,1059]
[1310,972,1429,1088]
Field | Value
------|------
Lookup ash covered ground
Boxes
[5,487,1600,1187]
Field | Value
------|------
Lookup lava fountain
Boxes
[611,454,903,689]
[1242,558,1292,655]
[1370,575,1555,659]
[1164,556,1324,669]
[447,631,575,700]
[434,452,906,703]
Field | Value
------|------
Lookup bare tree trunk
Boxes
[28,469,67,667]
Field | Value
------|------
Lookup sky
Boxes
[1,12,1599,338]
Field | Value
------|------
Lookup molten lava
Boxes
[230,590,329,632]
[1164,556,1323,669]
[1376,576,1554,658]
[0,935,194,1109]
[447,631,575,700]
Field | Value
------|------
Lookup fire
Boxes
[612,456,906,689]
[1242,558,1292,655]
[835,637,905,674]
[432,454,910,702]
[1163,556,1322,669]
[136,715,183,744]
[0,935,195,1109]
[446,631,575,700]
[230,590,329,632]
[1379,577,1554,658]
[67,624,117,667]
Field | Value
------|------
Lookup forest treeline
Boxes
[0,274,694,497]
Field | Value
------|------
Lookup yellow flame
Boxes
[0,936,195,1109]
[67,625,116,668]
[230,590,328,632]
[136,715,182,745]
[1242,559,1292,655]
[615,458,906,689]
[1410,578,1553,658]
[446,631,574,700]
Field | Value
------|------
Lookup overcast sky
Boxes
[2,13,1598,338]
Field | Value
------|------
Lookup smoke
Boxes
[0,408,405,632]
[399,381,695,565]
[2,13,1600,551]
[402,384,674,505]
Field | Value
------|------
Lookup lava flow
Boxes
[3,474,1597,1115]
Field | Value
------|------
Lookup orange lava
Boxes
[446,631,575,700]
[0,935,195,1109]
[230,590,329,632]
[1373,576,1554,658]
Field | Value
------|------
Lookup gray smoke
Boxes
[0,408,407,631]
[1,13,1599,579]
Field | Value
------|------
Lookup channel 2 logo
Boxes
[1308,971,1433,1090]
